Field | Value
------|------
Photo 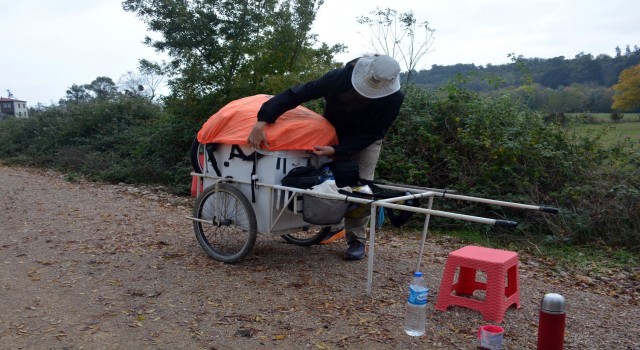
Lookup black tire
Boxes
[193,183,257,263]
[190,137,205,174]
[281,226,331,246]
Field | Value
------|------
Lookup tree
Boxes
[64,84,92,102]
[612,64,640,111]
[118,63,165,101]
[122,0,343,119]
[570,53,603,85]
[609,110,624,122]
[62,77,118,103]
[357,7,435,84]
[85,77,119,100]
[118,71,146,97]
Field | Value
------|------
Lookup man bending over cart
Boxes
[248,54,405,261]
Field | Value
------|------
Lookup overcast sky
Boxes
[2,0,639,106]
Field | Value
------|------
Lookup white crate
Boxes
[202,144,327,234]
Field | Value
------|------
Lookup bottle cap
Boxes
[413,271,423,277]
[541,293,566,313]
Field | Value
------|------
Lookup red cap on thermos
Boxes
[537,293,566,350]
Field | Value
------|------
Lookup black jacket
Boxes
[257,58,404,156]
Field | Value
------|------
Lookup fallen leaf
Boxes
[314,342,330,349]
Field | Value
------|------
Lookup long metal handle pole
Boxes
[366,204,377,297]
[415,195,434,273]
[439,192,543,211]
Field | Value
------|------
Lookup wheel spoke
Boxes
[193,184,257,263]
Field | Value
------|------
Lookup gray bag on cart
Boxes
[281,166,350,225]
[302,194,350,225]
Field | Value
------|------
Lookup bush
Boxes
[577,113,597,124]
[609,110,624,122]
[0,95,195,192]
[379,84,640,250]
[1,84,638,250]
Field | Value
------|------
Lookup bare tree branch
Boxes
[357,7,435,84]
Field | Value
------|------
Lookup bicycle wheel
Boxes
[281,226,330,246]
[190,136,205,174]
[193,183,257,263]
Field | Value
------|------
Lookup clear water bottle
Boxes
[404,271,428,336]
[319,166,334,183]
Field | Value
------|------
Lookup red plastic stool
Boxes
[435,245,520,322]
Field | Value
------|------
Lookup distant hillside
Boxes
[409,45,640,91]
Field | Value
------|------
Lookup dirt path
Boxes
[0,165,638,349]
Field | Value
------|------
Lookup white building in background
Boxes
[0,91,28,119]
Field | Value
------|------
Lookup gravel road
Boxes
[1,165,638,349]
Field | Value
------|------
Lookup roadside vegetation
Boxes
[1,1,638,261]
[379,84,640,251]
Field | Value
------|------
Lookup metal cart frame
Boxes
[187,143,557,295]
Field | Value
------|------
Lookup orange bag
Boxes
[197,94,338,151]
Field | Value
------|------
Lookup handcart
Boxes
[188,141,558,296]
[187,95,558,295]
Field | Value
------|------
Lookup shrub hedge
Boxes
[379,84,640,249]
[1,86,638,250]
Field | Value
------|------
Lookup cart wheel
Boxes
[281,226,331,246]
[193,183,257,263]
[190,137,205,174]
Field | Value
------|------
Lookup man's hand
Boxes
[312,146,335,157]
[247,121,269,149]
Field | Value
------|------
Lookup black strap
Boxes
[227,144,265,203]
[276,157,287,174]
[251,151,258,203]
[205,144,222,177]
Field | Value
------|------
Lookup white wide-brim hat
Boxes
[351,55,401,99]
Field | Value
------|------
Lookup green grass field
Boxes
[573,121,640,145]
[566,113,640,146]
[568,112,640,123]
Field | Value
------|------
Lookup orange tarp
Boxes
[197,94,338,151]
